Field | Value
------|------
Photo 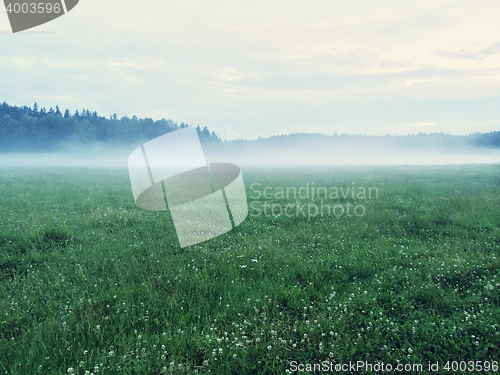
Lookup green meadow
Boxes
[0,165,499,374]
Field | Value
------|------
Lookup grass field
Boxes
[1,165,499,374]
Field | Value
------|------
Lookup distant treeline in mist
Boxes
[222,131,500,150]
[0,102,221,151]
[1,101,499,152]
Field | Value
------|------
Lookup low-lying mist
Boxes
[205,139,500,167]
[2,141,499,168]
[0,143,134,168]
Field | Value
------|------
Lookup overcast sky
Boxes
[1,0,499,140]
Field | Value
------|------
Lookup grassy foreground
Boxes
[0,165,499,374]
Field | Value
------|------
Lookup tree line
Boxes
[225,131,500,149]
[1,101,499,152]
[0,102,221,151]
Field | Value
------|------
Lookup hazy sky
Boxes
[1,0,499,140]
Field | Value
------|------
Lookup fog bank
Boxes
[2,147,500,169]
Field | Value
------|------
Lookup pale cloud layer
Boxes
[0,0,499,140]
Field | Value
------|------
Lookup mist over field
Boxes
[2,101,500,167]
[2,138,500,169]
[0,147,132,168]
[203,138,500,167]
[1,148,500,169]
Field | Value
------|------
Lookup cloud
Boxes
[478,41,500,56]
[229,68,463,91]
[432,41,500,60]
[432,49,483,60]
[405,122,436,127]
